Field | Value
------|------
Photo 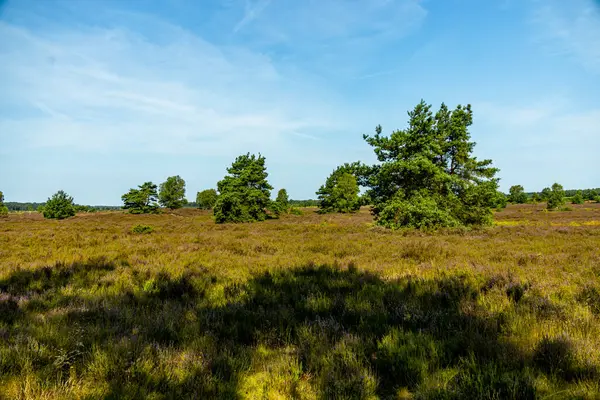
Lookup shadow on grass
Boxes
[0,261,598,399]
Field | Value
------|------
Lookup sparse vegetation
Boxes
[42,190,76,219]
[131,224,154,234]
[1,204,600,398]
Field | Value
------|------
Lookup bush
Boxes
[571,191,584,205]
[131,225,154,234]
[546,183,565,210]
[43,190,76,220]
[377,194,460,230]
[290,207,304,216]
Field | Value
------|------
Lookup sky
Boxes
[0,0,599,205]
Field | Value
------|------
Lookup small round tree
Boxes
[317,170,361,214]
[159,175,187,210]
[196,189,218,210]
[571,191,584,205]
[43,190,76,219]
[508,185,527,204]
[546,183,565,210]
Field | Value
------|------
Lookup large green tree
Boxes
[159,175,187,209]
[0,191,8,217]
[546,183,565,210]
[122,182,160,214]
[508,185,527,204]
[214,153,274,223]
[196,189,218,210]
[43,190,76,219]
[317,168,361,214]
[362,100,499,229]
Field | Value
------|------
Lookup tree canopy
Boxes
[361,100,500,229]
[214,153,274,223]
[43,190,76,220]
[122,182,160,214]
[196,189,218,210]
[159,175,187,209]
[546,183,565,210]
[508,185,527,204]
[317,168,361,214]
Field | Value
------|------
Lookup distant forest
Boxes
[5,190,597,212]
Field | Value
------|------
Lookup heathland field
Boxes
[1,204,600,399]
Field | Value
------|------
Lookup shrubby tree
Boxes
[159,175,187,209]
[492,191,508,209]
[571,191,584,205]
[546,183,565,210]
[0,191,8,217]
[508,185,527,204]
[540,187,551,201]
[317,167,361,214]
[531,193,541,203]
[43,190,76,219]
[362,100,499,229]
[271,188,290,215]
[196,189,218,210]
[214,153,274,223]
[122,182,160,214]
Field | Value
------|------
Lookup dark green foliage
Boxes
[0,191,7,217]
[131,224,154,234]
[276,188,289,211]
[546,183,565,210]
[43,190,76,219]
[317,169,361,214]
[122,182,160,214]
[363,101,499,229]
[571,191,584,205]
[540,187,551,201]
[196,189,218,210]
[158,175,187,209]
[508,185,527,204]
[214,153,274,223]
[531,192,541,203]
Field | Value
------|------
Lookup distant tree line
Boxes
[506,184,599,210]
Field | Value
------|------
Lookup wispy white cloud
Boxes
[233,0,272,33]
[532,0,600,72]
[0,18,346,159]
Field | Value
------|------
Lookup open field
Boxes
[1,204,600,399]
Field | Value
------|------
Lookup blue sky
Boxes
[0,0,599,205]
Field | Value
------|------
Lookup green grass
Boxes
[1,205,599,399]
